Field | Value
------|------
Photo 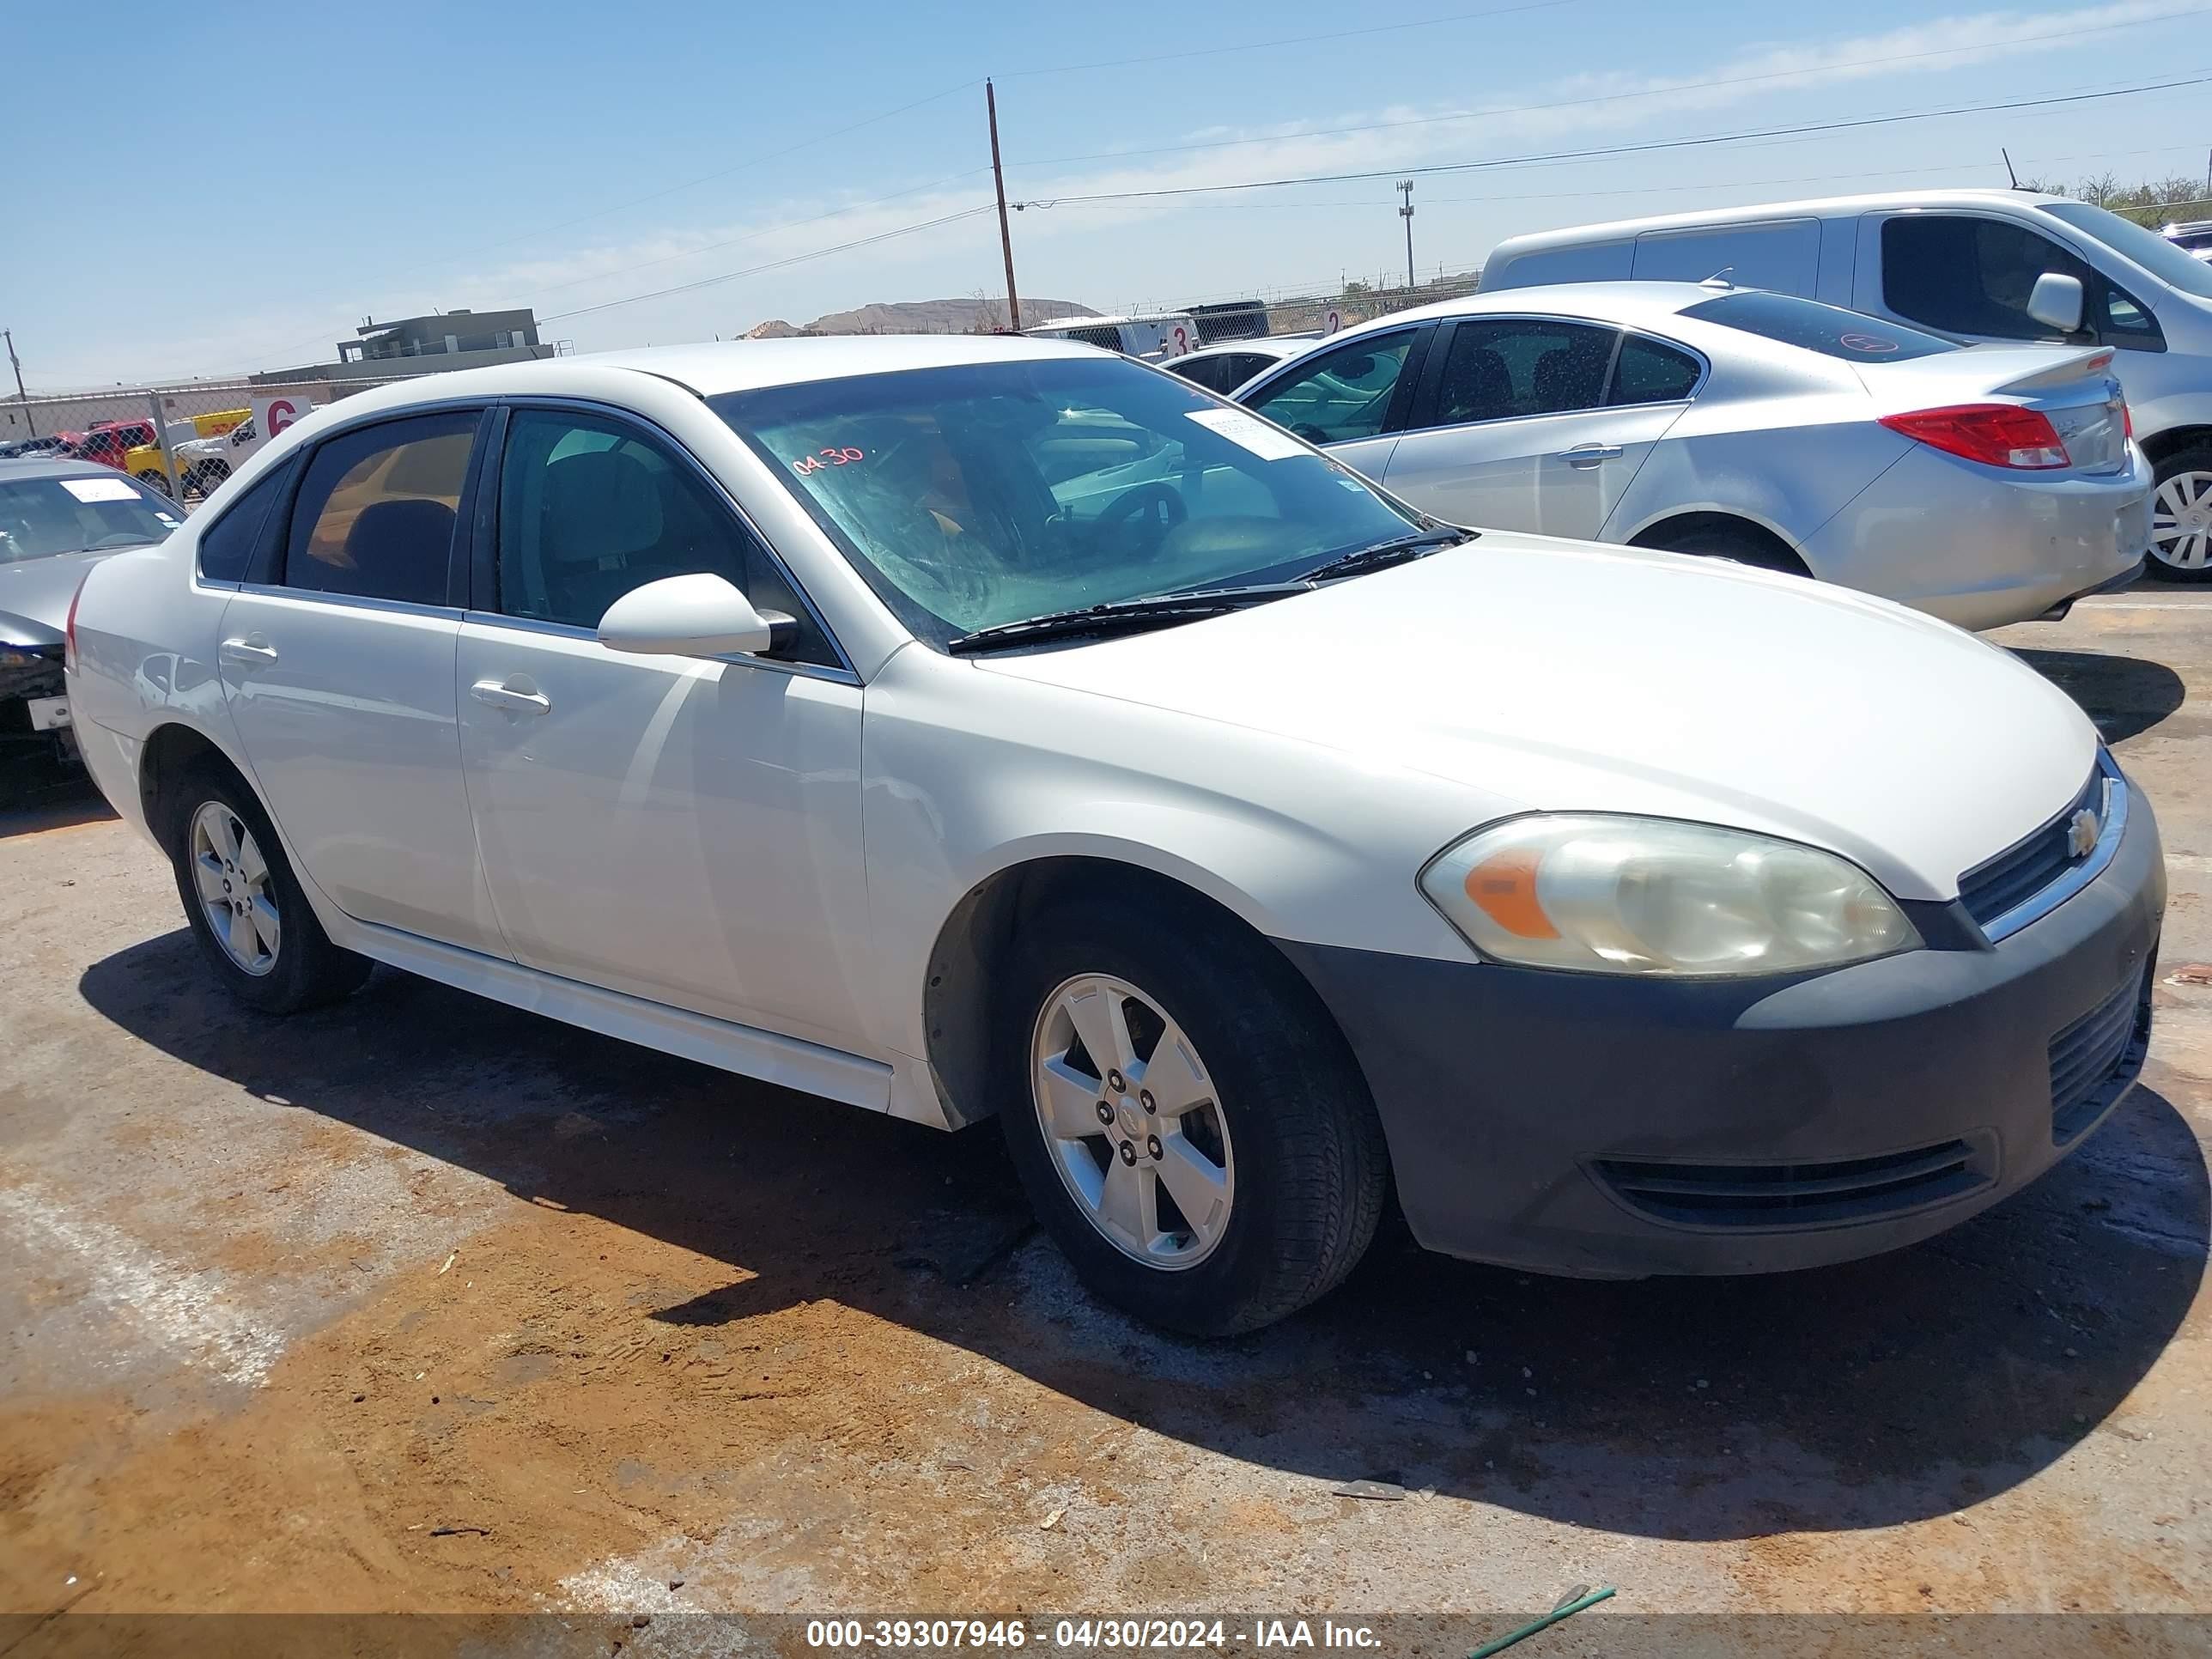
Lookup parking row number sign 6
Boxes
[251,393,302,438]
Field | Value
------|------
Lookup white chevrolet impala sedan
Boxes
[65,338,2164,1334]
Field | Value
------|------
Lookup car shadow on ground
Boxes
[79,933,2209,1542]
[2013,648,2188,744]
[0,774,114,837]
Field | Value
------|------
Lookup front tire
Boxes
[167,760,371,1013]
[134,469,172,498]
[997,892,1388,1335]
[2147,445,2212,582]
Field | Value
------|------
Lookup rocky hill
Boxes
[744,296,1096,338]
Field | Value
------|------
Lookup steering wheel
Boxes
[1090,481,1189,558]
[1290,422,1332,444]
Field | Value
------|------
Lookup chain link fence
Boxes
[3,375,415,511]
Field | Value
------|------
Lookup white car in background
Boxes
[1236,282,2151,629]
[65,339,2163,1334]
[175,414,274,497]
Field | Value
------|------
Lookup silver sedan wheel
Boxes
[1030,974,1236,1270]
[190,801,280,977]
[2152,469,2212,571]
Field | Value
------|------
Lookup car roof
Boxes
[0,456,129,482]
[1314,280,1742,345]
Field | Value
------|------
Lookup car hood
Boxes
[972,535,2099,902]
[0,546,129,641]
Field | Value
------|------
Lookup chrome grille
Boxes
[1958,761,2119,939]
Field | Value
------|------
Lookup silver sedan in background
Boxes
[1232,282,2152,629]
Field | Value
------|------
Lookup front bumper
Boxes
[1281,787,2165,1277]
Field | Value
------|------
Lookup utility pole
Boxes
[3,330,32,436]
[988,80,1022,333]
[1397,180,1416,292]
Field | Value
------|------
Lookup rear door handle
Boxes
[471,678,550,716]
[219,636,278,670]
[1559,442,1624,467]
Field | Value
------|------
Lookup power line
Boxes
[1006,6,2212,173]
[538,204,995,322]
[1012,72,2212,208]
[999,0,1584,77]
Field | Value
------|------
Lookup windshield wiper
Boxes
[1301,526,1474,584]
[945,582,1311,655]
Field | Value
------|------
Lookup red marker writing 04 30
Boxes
[793,447,865,475]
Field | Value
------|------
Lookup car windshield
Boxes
[2041,202,2212,300]
[712,356,1424,647]
[0,473,180,562]
[1678,291,1957,360]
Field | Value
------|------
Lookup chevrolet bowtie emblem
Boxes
[2067,807,2101,860]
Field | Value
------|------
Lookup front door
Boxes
[217,407,507,954]
[456,405,870,1050]
[1377,318,1687,540]
[1237,325,1427,483]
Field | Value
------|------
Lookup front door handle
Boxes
[471,678,550,716]
[1559,442,1624,467]
[219,636,278,670]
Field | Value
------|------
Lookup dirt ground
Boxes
[3,589,2210,1652]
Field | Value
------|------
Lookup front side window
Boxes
[1243,331,1414,445]
[494,409,836,666]
[1882,216,2160,347]
[0,472,179,563]
[714,356,1422,646]
[1428,319,1616,426]
[2040,201,2212,300]
[283,411,476,605]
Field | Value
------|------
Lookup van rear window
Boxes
[1679,292,1955,362]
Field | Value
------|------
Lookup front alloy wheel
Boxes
[2151,465,2212,576]
[189,799,281,976]
[1030,974,1235,1268]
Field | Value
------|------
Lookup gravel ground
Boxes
[2,588,2209,1652]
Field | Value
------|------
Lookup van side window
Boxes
[1882,216,2161,349]
[1607,337,1703,405]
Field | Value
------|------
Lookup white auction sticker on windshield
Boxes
[1186,407,1309,461]
[60,476,141,502]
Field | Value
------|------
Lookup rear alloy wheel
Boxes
[2148,447,2212,582]
[998,893,1389,1335]
[167,760,371,1013]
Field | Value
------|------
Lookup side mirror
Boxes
[2027,271,2086,334]
[597,572,796,659]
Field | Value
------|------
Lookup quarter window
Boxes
[196,460,289,584]
[1428,320,1616,426]
[1607,336,1703,405]
[494,409,836,666]
[1243,331,1415,445]
[283,413,476,605]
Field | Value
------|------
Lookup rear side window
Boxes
[1607,336,1703,405]
[195,461,288,584]
[1679,291,1954,361]
[283,412,477,605]
[1428,319,1615,426]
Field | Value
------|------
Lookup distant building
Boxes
[252,307,556,386]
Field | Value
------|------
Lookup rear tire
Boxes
[134,469,172,498]
[2146,445,2212,582]
[166,759,371,1014]
[996,890,1389,1335]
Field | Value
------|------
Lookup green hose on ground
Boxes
[1465,1584,1617,1659]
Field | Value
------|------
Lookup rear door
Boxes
[1237,325,1431,480]
[216,406,507,955]
[1376,318,1695,538]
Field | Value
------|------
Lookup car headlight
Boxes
[1419,814,1919,976]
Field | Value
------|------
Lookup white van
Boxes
[1024,311,1200,362]
[1481,190,2212,580]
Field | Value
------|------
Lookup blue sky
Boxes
[4,0,2209,386]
